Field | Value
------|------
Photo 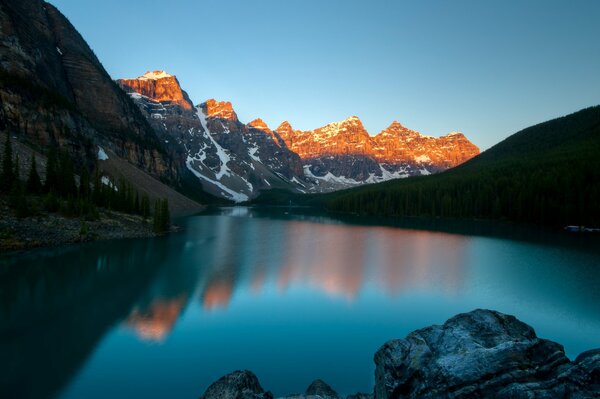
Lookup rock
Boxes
[280,379,340,399]
[345,394,373,399]
[305,379,340,399]
[199,370,273,399]
[118,71,193,110]
[373,309,600,398]
[0,0,175,181]
[276,116,480,190]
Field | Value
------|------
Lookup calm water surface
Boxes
[1,207,599,398]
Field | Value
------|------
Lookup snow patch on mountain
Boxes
[140,70,173,80]
[185,156,248,202]
[97,146,108,160]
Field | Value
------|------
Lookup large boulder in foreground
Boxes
[374,309,600,398]
[199,370,272,399]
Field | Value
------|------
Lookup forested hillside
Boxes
[323,106,600,226]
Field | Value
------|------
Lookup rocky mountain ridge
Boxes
[277,117,480,188]
[119,71,307,201]
[118,71,480,201]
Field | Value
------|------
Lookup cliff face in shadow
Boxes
[0,0,174,178]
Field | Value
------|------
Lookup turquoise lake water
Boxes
[1,207,599,398]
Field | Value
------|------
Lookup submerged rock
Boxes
[374,309,600,398]
[199,370,272,399]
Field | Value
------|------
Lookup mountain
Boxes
[0,0,202,212]
[118,71,193,110]
[119,70,479,201]
[118,73,307,202]
[277,117,479,190]
[323,106,600,226]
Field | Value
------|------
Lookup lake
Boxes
[1,207,599,398]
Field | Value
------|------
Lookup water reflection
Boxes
[126,296,187,342]
[191,216,468,305]
[0,239,173,399]
[1,208,599,399]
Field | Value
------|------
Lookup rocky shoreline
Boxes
[0,197,172,253]
[199,310,599,399]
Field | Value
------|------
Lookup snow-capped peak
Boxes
[140,70,173,80]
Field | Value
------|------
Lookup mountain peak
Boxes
[277,120,293,131]
[389,120,406,129]
[118,70,193,110]
[140,70,173,80]
[203,99,238,121]
[378,120,422,138]
[248,118,272,132]
[343,115,361,123]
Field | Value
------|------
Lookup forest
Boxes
[0,134,171,233]
[324,106,600,226]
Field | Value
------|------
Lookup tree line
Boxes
[1,134,171,232]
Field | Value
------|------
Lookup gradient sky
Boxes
[51,0,600,150]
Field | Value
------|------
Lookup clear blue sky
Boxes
[51,0,600,149]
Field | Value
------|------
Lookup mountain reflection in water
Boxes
[1,207,599,398]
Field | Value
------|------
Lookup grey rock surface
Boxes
[374,309,600,398]
[200,370,273,399]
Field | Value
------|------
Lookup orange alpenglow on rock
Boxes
[247,118,272,133]
[204,99,238,121]
[276,115,480,169]
[117,70,193,110]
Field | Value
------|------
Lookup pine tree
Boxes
[1,133,14,194]
[13,153,20,190]
[26,154,42,194]
[152,198,171,232]
[153,200,161,232]
[162,198,170,228]
[141,193,150,220]
[79,166,90,199]
[45,146,58,193]
[58,150,76,197]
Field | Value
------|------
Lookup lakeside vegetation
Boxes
[0,134,171,233]
[253,106,600,227]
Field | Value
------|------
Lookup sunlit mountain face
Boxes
[118,71,480,201]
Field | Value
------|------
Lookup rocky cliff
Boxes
[120,68,480,200]
[276,117,480,191]
[0,0,174,179]
[199,310,599,398]
[119,70,308,201]
[118,71,193,110]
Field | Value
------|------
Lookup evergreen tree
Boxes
[44,146,58,193]
[153,200,161,232]
[26,154,42,194]
[58,150,76,197]
[13,153,21,189]
[162,198,170,228]
[152,198,171,232]
[1,133,14,193]
[79,166,90,200]
[141,193,150,220]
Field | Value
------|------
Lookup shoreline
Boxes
[0,196,180,254]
